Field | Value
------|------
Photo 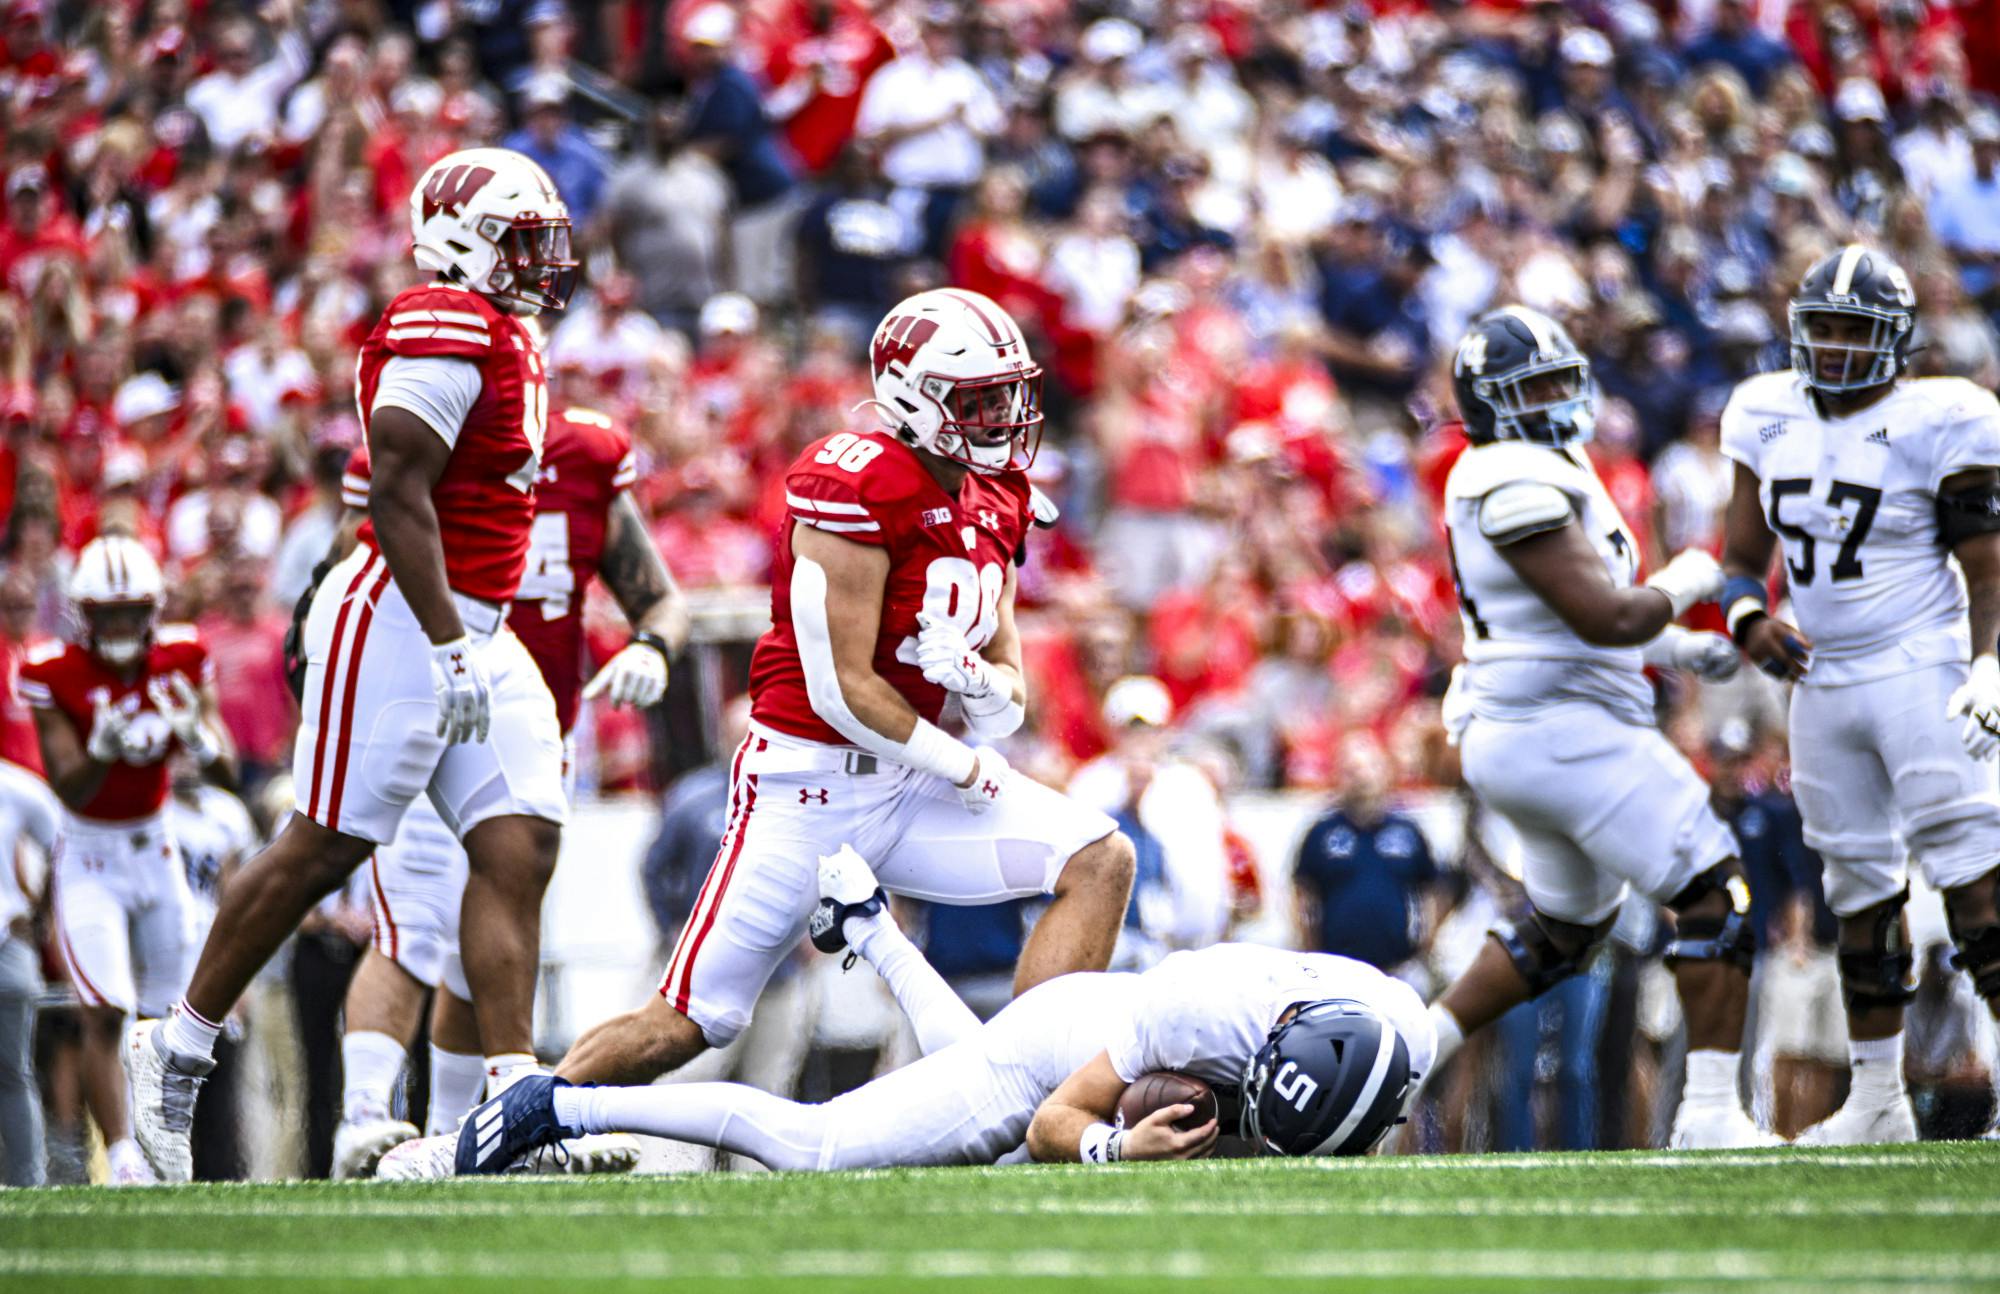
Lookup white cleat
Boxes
[377,1134,457,1181]
[107,1142,159,1186]
[123,1019,211,1184]
[1796,1096,1919,1146]
[527,1134,641,1175]
[1670,1101,1784,1150]
[808,846,886,956]
[333,1117,421,1180]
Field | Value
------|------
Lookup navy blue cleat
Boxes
[808,846,886,955]
[456,1074,571,1175]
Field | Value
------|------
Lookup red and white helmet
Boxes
[409,147,578,315]
[71,536,163,668]
[867,288,1044,474]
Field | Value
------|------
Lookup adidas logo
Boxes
[1865,428,1889,446]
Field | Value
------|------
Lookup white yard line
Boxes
[0,1246,1994,1285]
[8,1194,2000,1221]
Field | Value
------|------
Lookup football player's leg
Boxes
[171,547,429,1056]
[426,967,485,1136]
[429,631,567,1071]
[52,867,141,1161]
[559,752,818,1085]
[1790,682,1916,1144]
[817,846,980,1055]
[552,1034,1015,1171]
[1879,661,2000,1022]
[877,770,1132,996]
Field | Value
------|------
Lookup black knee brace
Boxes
[1489,910,1615,998]
[1837,889,1917,1012]
[1945,875,2000,1001]
[1663,863,1756,973]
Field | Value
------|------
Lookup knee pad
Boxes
[1488,909,1615,999]
[1945,873,2000,1001]
[1836,888,1917,1012]
[1663,863,1756,973]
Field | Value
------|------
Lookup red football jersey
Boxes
[17,627,213,821]
[353,284,550,604]
[0,636,44,776]
[345,406,634,734]
[749,430,1032,745]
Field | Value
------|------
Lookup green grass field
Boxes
[5,1143,1999,1292]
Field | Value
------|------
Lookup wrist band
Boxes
[902,719,979,786]
[1721,575,1768,647]
[1079,1122,1123,1165]
[184,726,222,766]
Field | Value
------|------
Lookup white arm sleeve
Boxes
[372,355,483,448]
[1477,481,1573,544]
[790,555,978,785]
[1641,624,1694,669]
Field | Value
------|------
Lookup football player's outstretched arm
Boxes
[1720,461,1813,681]
[32,705,108,811]
[1027,1051,1218,1163]
[367,407,467,645]
[1498,521,1685,647]
[193,679,240,791]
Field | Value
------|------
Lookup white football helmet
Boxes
[867,288,1044,474]
[71,536,163,667]
[409,147,578,315]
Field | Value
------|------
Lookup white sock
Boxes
[427,1047,488,1136]
[341,1031,407,1125]
[160,1000,222,1065]
[1427,1003,1466,1072]
[484,1053,541,1098]
[851,912,981,1056]
[1683,1049,1740,1107]
[1849,1032,1906,1101]
[554,1082,827,1172]
[107,1138,148,1174]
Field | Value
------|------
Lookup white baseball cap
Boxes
[1103,675,1173,728]
[1834,78,1888,123]
[1559,28,1614,67]
[698,292,758,337]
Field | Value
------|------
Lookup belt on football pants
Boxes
[451,592,505,637]
[740,735,885,778]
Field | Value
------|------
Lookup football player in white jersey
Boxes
[1718,244,2000,1144]
[447,847,1431,1175]
[1427,306,1773,1149]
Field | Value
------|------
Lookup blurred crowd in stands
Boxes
[4,0,2000,1174]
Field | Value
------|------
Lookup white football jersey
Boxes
[1720,372,2000,687]
[1102,943,1435,1092]
[1443,440,1654,724]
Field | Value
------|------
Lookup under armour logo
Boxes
[800,788,829,805]
[980,780,1000,799]
[978,509,1000,529]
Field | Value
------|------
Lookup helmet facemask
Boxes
[476,214,578,315]
[84,599,156,668]
[1476,355,1596,446]
[1789,302,1906,393]
[918,367,1045,474]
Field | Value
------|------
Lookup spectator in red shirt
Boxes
[763,0,894,176]
[194,553,294,791]
[0,167,89,303]
[0,565,43,776]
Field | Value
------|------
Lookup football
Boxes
[1115,1071,1219,1135]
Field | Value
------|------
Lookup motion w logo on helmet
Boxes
[871,315,940,376]
[422,164,497,222]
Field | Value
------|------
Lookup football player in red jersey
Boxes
[539,288,1136,1110]
[126,148,584,1183]
[329,403,687,1179]
[19,537,236,1184]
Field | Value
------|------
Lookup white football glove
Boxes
[86,696,129,764]
[1644,548,1725,618]
[147,673,221,764]
[915,613,1004,700]
[1947,654,2000,761]
[429,636,492,744]
[955,745,1012,817]
[583,640,669,709]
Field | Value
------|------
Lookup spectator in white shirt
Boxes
[1651,390,1733,553]
[1053,19,1168,143]
[549,270,669,399]
[184,4,309,154]
[1046,187,1141,334]
[853,5,1001,255]
[1929,111,2000,298]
